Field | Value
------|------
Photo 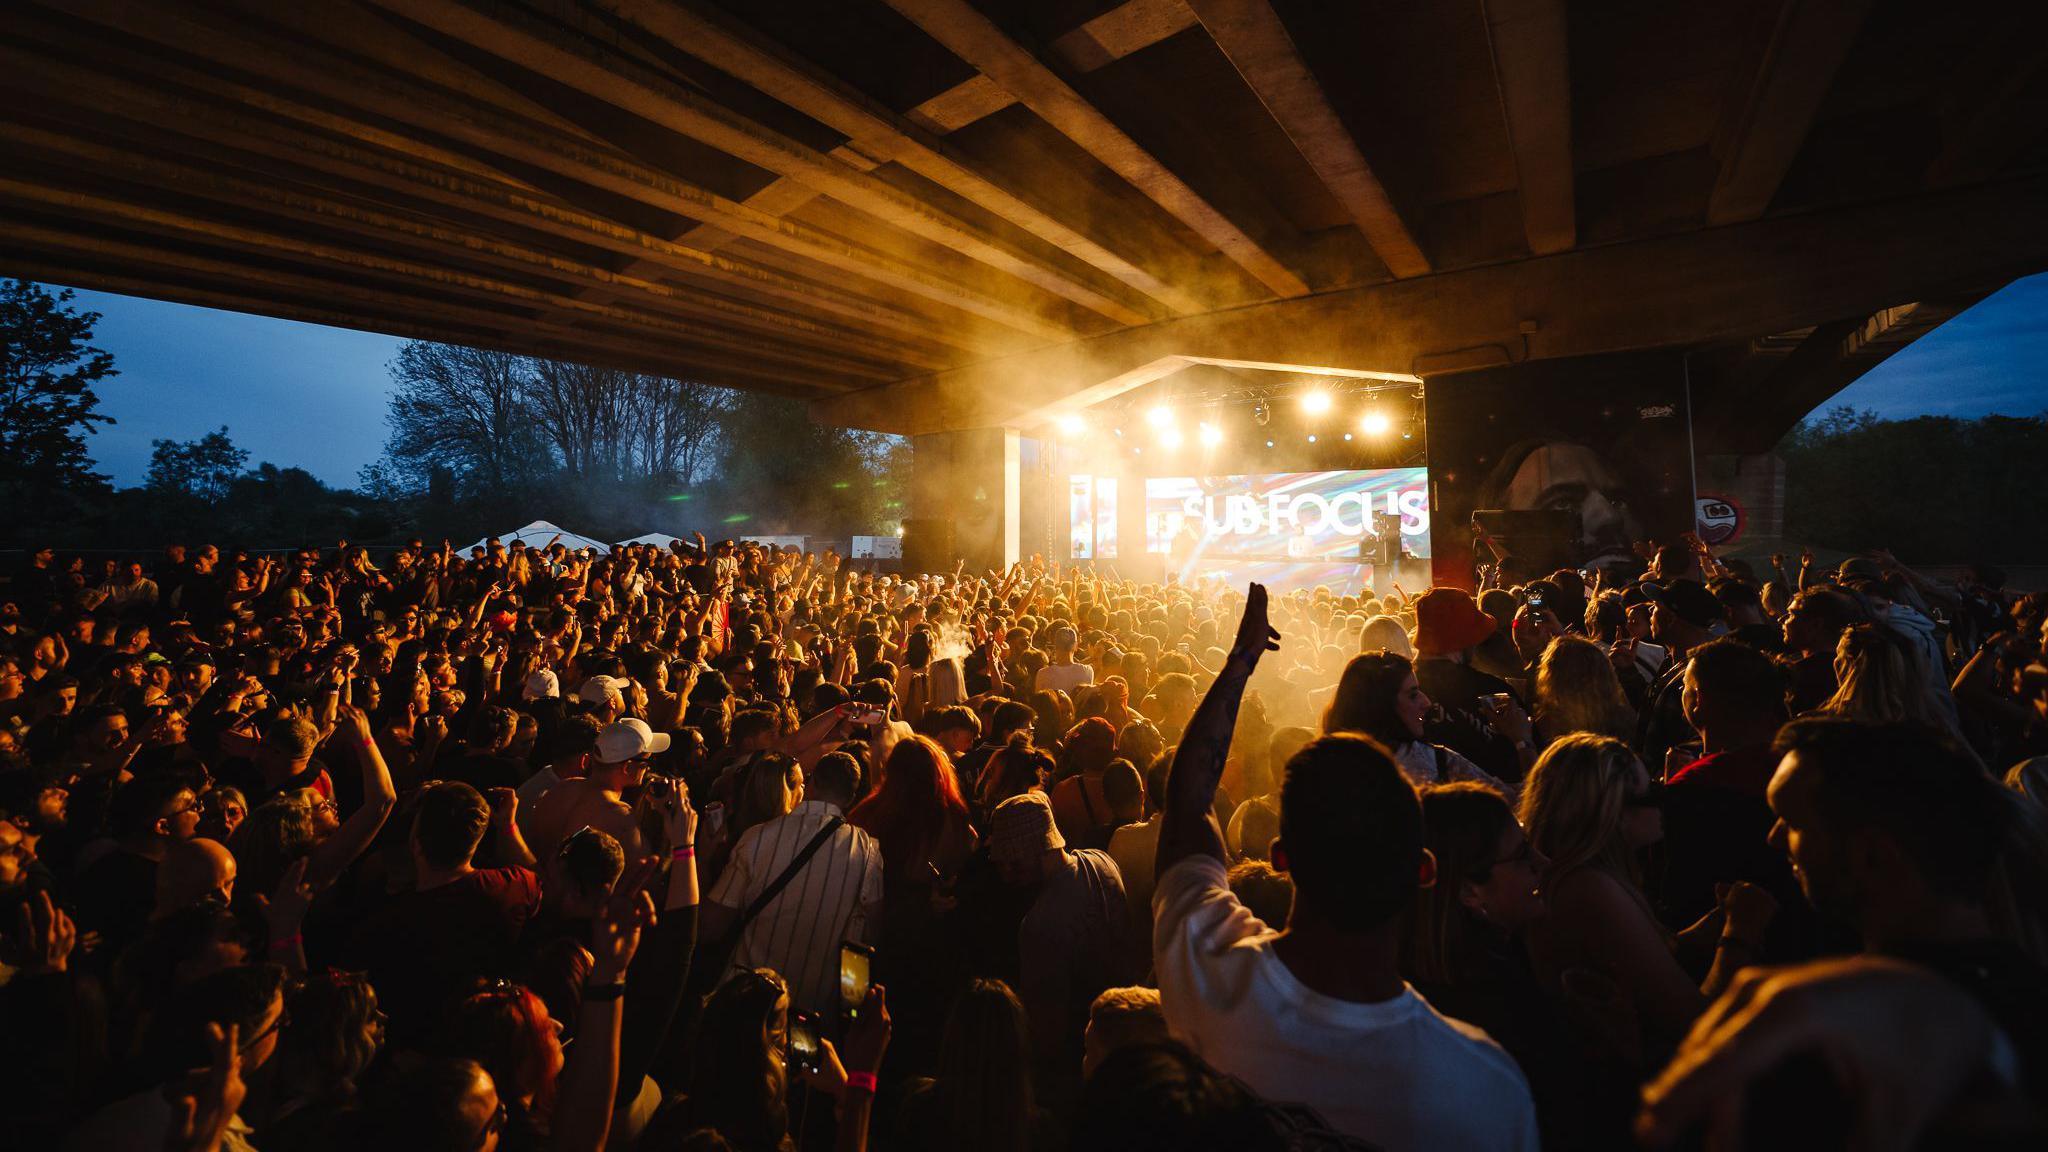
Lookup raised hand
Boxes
[591,858,661,983]
[16,890,76,975]
[1228,582,1282,664]
[166,1023,246,1152]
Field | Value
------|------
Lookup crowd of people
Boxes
[0,531,2044,1151]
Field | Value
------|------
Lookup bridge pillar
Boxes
[906,428,1020,573]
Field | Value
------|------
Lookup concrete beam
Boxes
[905,0,1197,132]
[1707,0,1875,225]
[29,0,1081,342]
[1481,0,1575,254]
[601,0,1206,316]
[814,174,2048,433]
[1187,0,1431,277]
[374,0,1157,328]
[885,0,1312,299]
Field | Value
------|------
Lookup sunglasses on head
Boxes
[1624,780,1666,810]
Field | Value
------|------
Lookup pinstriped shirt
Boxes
[710,799,884,1013]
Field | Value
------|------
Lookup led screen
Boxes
[1145,468,1429,592]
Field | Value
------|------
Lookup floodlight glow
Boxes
[1056,413,1086,436]
[1300,390,1333,416]
[1360,410,1392,436]
[1198,422,1222,447]
[1159,426,1184,450]
[1146,405,1174,427]
[1307,434,1318,443]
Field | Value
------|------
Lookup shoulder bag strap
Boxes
[732,815,845,939]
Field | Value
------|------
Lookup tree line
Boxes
[0,279,906,548]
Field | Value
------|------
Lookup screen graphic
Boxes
[1144,468,1428,593]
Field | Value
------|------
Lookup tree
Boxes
[0,279,117,495]
[148,427,249,504]
[1778,407,2048,563]
[380,342,551,501]
[708,392,897,533]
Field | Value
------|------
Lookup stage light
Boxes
[1265,440,1274,448]
[1300,390,1333,416]
[1360,410,1392,436]
[1159,426,1184,450]
[1343,432,1353,441]
[1307,434,1318,443]
[1056,413,1086,436]
[1198,422,1222,447]
[1146,404,1174,428]
[1112,426,1124,438]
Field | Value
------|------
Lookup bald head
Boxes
[156,837,237,917]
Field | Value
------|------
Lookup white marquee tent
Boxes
[619,532,685,549]
[462,520,612,555]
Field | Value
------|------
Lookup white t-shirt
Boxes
[1036,660,1094,696]
[1153,855,1538,1152]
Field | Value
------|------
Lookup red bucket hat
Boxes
[1412,588,1498,656]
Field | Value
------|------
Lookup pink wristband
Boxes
[671,846,695,860]
[843,1071,877,1094]
[269,933,303,951]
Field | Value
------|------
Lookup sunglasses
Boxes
[472,1099,508,1150]
[557,825,601,861]
[1471,837,1539,880]
[242,1004,291,1051]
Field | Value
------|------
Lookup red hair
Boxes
[850,735,967,878]
[442,982,559,1117]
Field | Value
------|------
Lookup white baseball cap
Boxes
[578,674,630,705]
[596,718,671,764]
[522,669,560,700]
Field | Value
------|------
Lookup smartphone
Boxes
[787,1011,823,1075]
[839,941,874,1019]
[1526,593,1547,611]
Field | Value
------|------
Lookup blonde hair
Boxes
[1359,615,1414,660]
[1824,624,1949,730]
[1534,636,1633,741]
[1518,734,1646,893]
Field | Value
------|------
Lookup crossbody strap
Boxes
[734,815,845,937]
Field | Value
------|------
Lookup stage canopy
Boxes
[463,520,611,556]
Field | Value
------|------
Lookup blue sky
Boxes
[41,270,2048,488]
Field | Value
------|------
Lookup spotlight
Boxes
[1113,426,1124,438]
[1343,433,1353,441]
[1360,410,1392,436]
[1307,434,1318,443]
[1198,422,1222,447]
[1300,390,1333,416]
[1056,413,1086,437]
[1159,426,1183,450]
[1265,440,1274,448]
[1146,405,1174,428]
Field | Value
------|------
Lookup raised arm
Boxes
[551,863,657,1152]
[306,705,398,892]
[1157,583,1280,875]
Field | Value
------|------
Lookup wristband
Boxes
[583,980,627,1002]
[672,846,695,860]
[269,933,303,951]
[843,1071,878,1095]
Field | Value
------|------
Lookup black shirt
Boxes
[1414,657,1525,785]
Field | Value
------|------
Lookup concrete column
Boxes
[910,428,1021,572]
